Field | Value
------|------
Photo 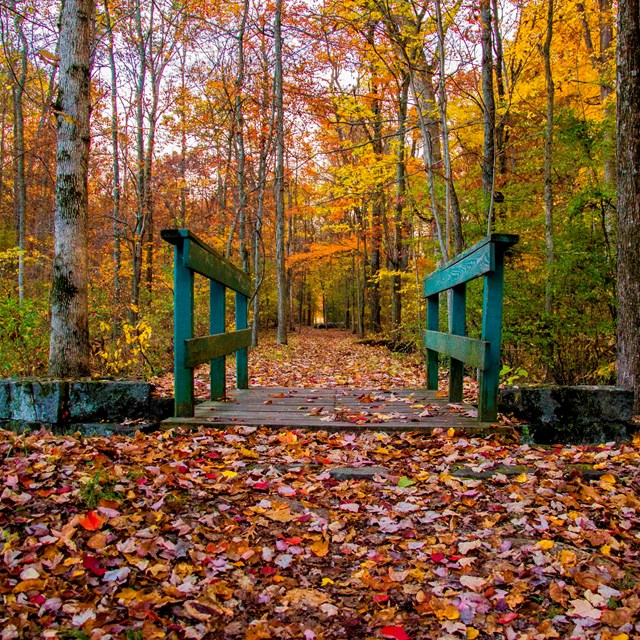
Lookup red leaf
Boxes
[497,613,518,624]
[381,626,410,640]
[78,510,104,531]
[431,552,446,563]
[261,566,276,576]
[253,481,269,490]
[83,554,106,576]
[373,594,389,603]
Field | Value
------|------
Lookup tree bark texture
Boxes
[481,0,496,211]
[543,0,555,319]
[274,0,287,345]
[616,0,640,412]
[49,0,95,377]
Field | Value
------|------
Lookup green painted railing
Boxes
[162,229,251,418]
[423,233,519,421]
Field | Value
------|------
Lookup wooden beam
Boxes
[423,234,518,296]
[424,330,489,370]
[161,229,251,296]
[185,329,251,368]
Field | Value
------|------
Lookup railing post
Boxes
[449,283,466,402]
[173,239,194,417]
[235,292,249,389]
[426,294,439,390]
[479,244,506,421]
[210,281,226,399]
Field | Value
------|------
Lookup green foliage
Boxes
[79,471,123,509]
[0,296,49,377]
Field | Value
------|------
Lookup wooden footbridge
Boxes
[161,230,518,434]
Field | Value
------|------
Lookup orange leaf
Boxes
[78,510,104,531]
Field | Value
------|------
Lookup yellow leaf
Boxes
[311,538,329,557]
[444,605,460,620]
[613,634,629,640]
[222,470,238,478]
[447,427,455,438]
[239,447,259,459]
[467,629,480,640]
[600,473,616,485]
[515,473,528,483]
[536,539,554,550]
[321,577,334,586]
[560,549,577,566]
[601,544,612,556]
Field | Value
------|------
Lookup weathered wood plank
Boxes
[186,241,251,297]
[185,329,251,367]
[424,242,494,296]
[424,330,488,369]
[161,229,251,296]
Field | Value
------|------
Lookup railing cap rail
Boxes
[440,233,519,272]
[161,228,233,266]
[161,228,251,295]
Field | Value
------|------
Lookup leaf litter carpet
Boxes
[2,329,640,639]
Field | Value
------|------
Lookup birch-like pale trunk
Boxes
[235,0,250,273]
[49,0,95,377]
[104,0,121,303]
[274,0,287,345]
[481,0,496,222]
[11,0,27,303]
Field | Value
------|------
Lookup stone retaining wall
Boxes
[0,380,173,434]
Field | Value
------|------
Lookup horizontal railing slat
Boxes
[424,330,489,370]
[185,329,252,368]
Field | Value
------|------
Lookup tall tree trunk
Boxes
[481,0,496,224]
[391,74,409,336]
[616,0,640,413]
[492,0,508,177]
[132,0,148,315]
[368,23,383,333]
[435,0,463,256]
[179,49,187,226]
[543,0,555,318]
[49,0,95,377]
[235,0,250,273]
[104,0,121,303]
[274,0,287,345]
[11,0,27,302]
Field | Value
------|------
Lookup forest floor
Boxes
[1,329,640,639]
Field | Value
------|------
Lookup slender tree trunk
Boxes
[49,0,95,377]
[391,74,409,336]
[434,0,463,256]
[11,0,27,302]
[132,0,147,315]
[543,0,555,318]
[274,0,287,345]
[492,0,508,177]
[104,0,121,303]
[179,49,187,226]
[616,0,640,413]
[368,24,383,333]
[236,0,250,273]
[481,0,496,224]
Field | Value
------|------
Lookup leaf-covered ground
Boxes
[2,330,640,640]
